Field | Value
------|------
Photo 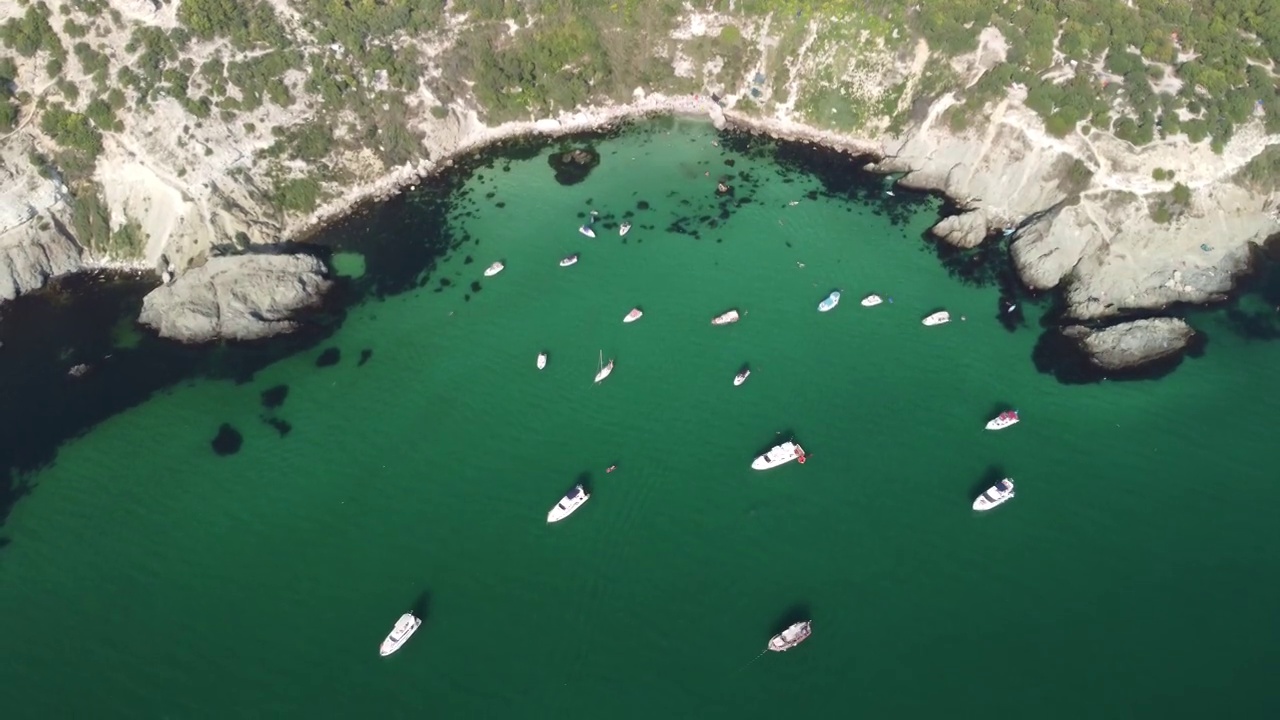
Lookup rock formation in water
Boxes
[138,254,332,343]
[1,3,1277,360]
[1064,318,1197,372]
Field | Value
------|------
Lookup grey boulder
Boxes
[139,253,332,343]
[1067,317,1196,371]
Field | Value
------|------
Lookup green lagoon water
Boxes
[2,119,1278,718]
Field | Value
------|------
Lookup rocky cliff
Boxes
[1,2,1278,365]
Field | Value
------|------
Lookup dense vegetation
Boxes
[3,0,1279,230]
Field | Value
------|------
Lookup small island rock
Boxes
[1068,317,1196,371]
[139,254,332,343]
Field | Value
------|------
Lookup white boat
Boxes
[623,308,643,323]
[767,621,812,652]
[818,291,841,312]
[483,262,504,277]
[711,309,741,326]
[619,222,631,236]
[579,225,596,238]
[594,350,614,384]
[985,410,1019,430]
[379,613,421,656]
[536,352,548,370]
[547,483,590,523]
[861,294,883,307]
[751,441,806,470]
[922,311,950,326]
[973,478,1015,511]
[733,369,750,386]
[559,254,579,267]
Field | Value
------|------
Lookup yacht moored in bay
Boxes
[973,478,1016,511]
[751,441,806,470]
[547,484,590,523]
[767,621,812,652]
[379,613,422,656]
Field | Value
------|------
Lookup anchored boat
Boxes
[818,291,841,312]
[767,621,812,652]
[484,262,504,277]
[547,483,590,523]
[985,410,1019,430]
[711,309,741,325]
[619,222,631,236]
[973,478,1016,511]
[623,307,643,323]
[559,254,579,267]
[861,294,883,307]
[734,368,750,386]
[751,441,806,470]
[379,613,422,656]
[578,225,596,238]
[536,352,548,370]
[594,350,614,384]
[922,310,950,326]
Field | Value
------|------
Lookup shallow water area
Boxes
[1,119,1278,719]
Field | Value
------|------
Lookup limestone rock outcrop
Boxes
[138,254,332,343]
[1066,318,1197,371]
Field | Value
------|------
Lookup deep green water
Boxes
[1,119,1278,718]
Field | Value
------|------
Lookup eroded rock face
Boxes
[1069,317,1197,371]
[0,215,84,301]
[138,253,332,343]
[930,209,990,249]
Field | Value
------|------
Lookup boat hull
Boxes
[484,263,504,277]
[751,442,805,470]
[733,371,750,386]
[594,362,614,383]
[712,310,741,325]
[860,294,882,307]
[548,486,590,522]
[767,621,812,652]
[579,226,596,238]
[379,614,422,656]
[623,310,643,323]
[922,311,950,326]
[973,480,1015,511]
[620,224,631,236]
[818,292,840,312]
[559,256,578,267]
[536,353,547,370]
[984,415,1019,430]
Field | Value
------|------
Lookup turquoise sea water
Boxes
[1,119,1278,718]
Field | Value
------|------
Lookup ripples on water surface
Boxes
[0,119,1278,719]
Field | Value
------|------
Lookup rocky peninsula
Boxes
[1,1,1278,365]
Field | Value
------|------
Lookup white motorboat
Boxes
[767,621,812,652]
[594,350,614,384]
[985,410,1019,430]
[536,352,548,370]
[483,262,504,277]
[973,478,1015,511]
[751,441,806,470]
[579,225,596,238]
[619,222,631,236]
[623,308,643,323]
[733,369,750,386]
[379,613,421,656]
[861,294,883,307]
[922,310,950,326]
[818,291,841,312]
[711,309,741,325]
[559,254,579,267]
[547,483,590,523]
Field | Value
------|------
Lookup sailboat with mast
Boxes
[594,350,614,384]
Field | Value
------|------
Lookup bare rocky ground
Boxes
[1,3,1277,359]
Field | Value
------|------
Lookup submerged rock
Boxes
[548,147,600,185]
[211,423,243,455]
[1068,318,1197,371]
[138,254,332,343]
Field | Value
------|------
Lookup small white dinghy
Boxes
[547,483,590,523]
[861,294,883,307]
[379,613,422,656]
[922,311,950,326]
[711,309,741,325]
[559,254,579,267]
[619,222,631,236]
[818,291,841,312]
[483,262,504,277]
[594,350,614,384]
[733,369,750,386]
[985,410,1019,431]
[579,225,596,238]
[536,352,548,370]
[973,478,1016,511]
[623,308,643,323]
[767,621,812,652]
